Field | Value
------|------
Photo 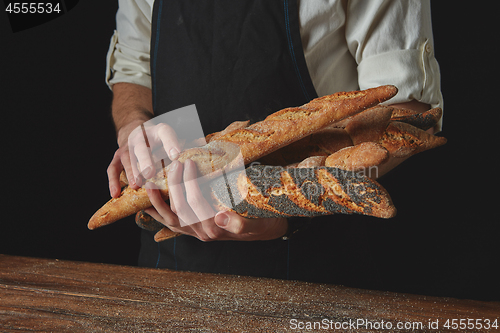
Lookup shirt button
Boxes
[425,43,432,53]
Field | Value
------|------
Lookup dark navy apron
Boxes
[140,0,381,286]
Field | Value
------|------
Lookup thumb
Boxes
[214,211,285,237]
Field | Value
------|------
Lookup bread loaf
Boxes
[342,106,394,145]
[154,226,182,242]
[390,107,442,131]
[324,142,389,173]
[129,104,447,241]
[296,156,328,168]
[89,85,398,230]
[135,210,164,232]
[258,105,446,168]
[378,121,447,158]
[210,165,396,219]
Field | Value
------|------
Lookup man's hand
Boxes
[144,159,288,241]
[107,83,155,197]
[107,83,196,198]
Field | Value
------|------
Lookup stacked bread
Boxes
[88,85,446,241]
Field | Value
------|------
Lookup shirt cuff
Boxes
[357,39,443,131]
[105,30,152,91]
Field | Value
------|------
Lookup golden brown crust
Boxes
[389,108,418,118]
[378,121,447,158]
[313,128,354,155]
[211,165,396,219]
[316,168,396,219]
[324,142,389,172]
[119,171,129,187]
[154,227,183,242]
[297,156,327,168]
[215,85,397,164]
[343,105,394,145]
[205,120,250,143]
[88,186,168,230]
[259,127,353,166]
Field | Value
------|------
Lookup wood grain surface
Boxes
[0,255,498,332]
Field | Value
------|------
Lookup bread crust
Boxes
[211,165,396,219]
[378,121,447,158]
[89,86,398,230]
[325,142,389,172]
[390,107,442,131]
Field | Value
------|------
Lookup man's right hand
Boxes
[106,83,184,198]
[107,120,147,197]
[106,83,155,198]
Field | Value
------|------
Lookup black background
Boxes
[0,2,498,302]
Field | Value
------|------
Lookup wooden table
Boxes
[0,255,498,332]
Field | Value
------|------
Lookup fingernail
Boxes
[110,186,117,197]
[169,160,178,172]
[184,158,193,169]
[169,148,180,160]
[215,212,229,227]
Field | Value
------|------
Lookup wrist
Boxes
[116,118,150,148]
[111,83,154,147]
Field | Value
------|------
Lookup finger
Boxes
[128,124,156,182]
[215,212,287,240]
[126,126,147,185]
[107,150,124,198]
[167,161,199,226]
[183,159,224,240]
[133,140,155,179]
[119,146,140,190]
[183,159,216,222]
[144,185,180,228]
[144,205,198,238]
[156,123,181,160]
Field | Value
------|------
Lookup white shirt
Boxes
[106,0,443,130]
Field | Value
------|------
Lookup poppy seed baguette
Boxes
[210,165,396,219]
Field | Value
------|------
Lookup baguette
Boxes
[378,121,447,158]
[89,85,398,230]
[261,106,446,167]
[390,107,442,131]
[324,142,389,173]
[258,105,392,166]
[135,210,182,241]
[154,226,182,242]
[212,85,397,164]
[342,106,394,145]
[258,127,353,166]
[210,165,396,219]
[135,210,164,232]
[205,120,250,143]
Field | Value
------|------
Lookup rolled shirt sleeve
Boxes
[105,0,153,90]
[345,0,443,129]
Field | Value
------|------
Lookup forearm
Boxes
[111,82,154,147]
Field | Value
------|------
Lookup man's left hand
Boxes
[144,159,288,241]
